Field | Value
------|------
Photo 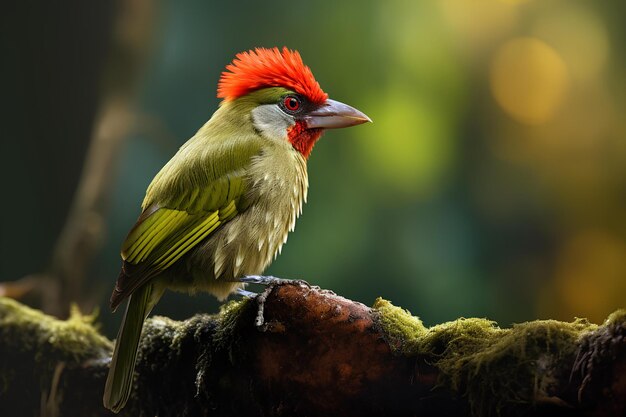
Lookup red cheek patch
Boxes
[288,121,323,159]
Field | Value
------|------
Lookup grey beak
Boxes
[303,99,372,129]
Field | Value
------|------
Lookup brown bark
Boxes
[0,282,624,417]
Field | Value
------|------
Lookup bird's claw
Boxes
[235,288,257,298]
[238,275,281,285]
[238,275,310,287]
[236,276,313,329]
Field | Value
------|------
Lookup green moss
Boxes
[0,297,112,395]
[213,298,254,355]
[373,298,600,416]
[140,315,181,354]
[372,298,426,354]
[604,309,626,326]
[132,298,253,400]
[0,297,111,361]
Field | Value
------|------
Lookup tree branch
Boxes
[0,283,624,416]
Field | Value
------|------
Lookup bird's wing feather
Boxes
[110,135,263,309]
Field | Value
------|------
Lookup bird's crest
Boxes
[217,47,328,105]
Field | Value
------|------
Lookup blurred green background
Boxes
[2,0,625,337]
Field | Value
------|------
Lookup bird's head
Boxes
[216,47,371,158]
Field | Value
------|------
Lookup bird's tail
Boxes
[103,283,157,413]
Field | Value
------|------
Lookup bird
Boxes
[103,47,371,412]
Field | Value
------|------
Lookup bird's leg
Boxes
[235,288,257,298]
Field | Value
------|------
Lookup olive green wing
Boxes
[110,137,261,309]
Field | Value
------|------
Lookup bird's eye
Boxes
[283,95,301,113]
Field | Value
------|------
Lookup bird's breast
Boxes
[187,146,308,297]
[242,148,308,264]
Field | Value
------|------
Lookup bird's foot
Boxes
[235,288,257,298]
[231,276,309,302]
[238,275,283,285]
[235,276,315,329]
[239,275,310,287]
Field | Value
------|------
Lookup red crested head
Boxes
[217,47,328,105]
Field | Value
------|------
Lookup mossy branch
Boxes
[0,283,624,417]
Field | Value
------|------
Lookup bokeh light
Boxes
[4,0,625,332]
[532,6,610,81]
[490,37,569,125]
[544,230,626,322]
[358,89,454,196]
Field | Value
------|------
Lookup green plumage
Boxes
[103,284,157,412]
[103,88,309,412]
[103,78,371,412]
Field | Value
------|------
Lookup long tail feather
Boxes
[103,284,154,413]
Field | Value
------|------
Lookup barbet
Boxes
[103,47,371,412]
